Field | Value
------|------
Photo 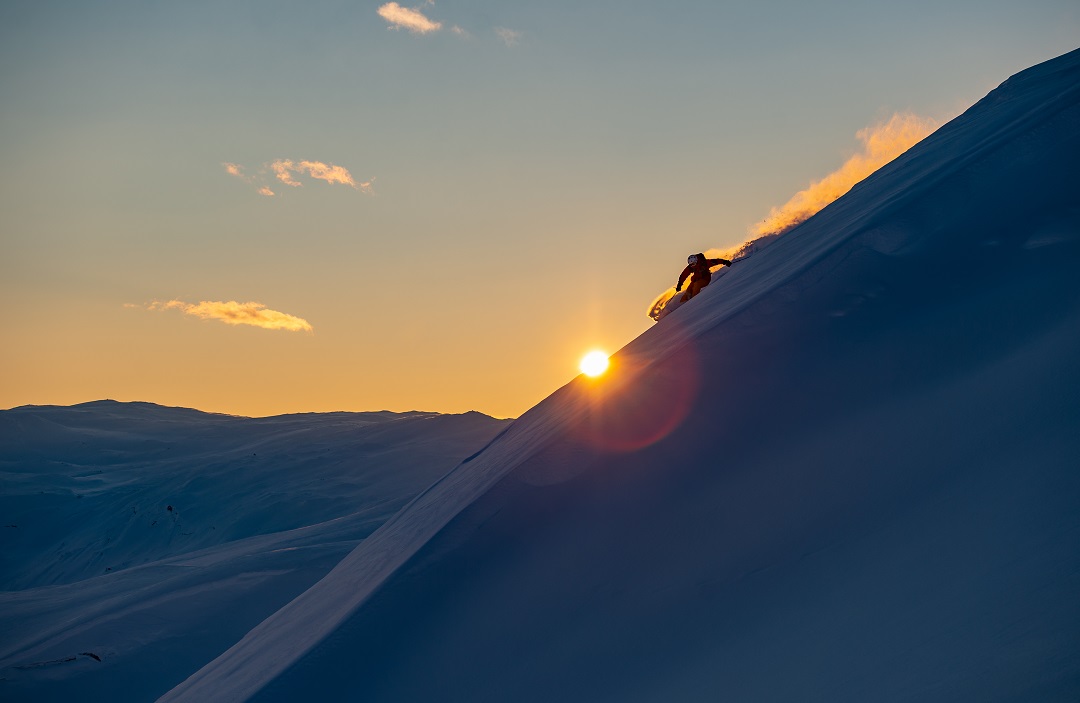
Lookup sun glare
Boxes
[580,350,610,377]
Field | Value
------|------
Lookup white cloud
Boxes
[377,2,442,34]
[495,27,521,46]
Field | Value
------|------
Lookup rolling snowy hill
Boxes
[0,401,510,700]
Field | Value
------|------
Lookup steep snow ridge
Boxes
[162,49,1080,702]
[663,50,1079,323]
[156,388,591,702]
[655,48,1080,329]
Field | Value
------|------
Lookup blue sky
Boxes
[1,0,1077,417]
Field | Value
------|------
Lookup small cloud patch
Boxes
[224,160,371,198]
[377,2,442,34]
[494,27,521,46]
[139,300,314,332]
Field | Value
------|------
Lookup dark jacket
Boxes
[676,253,731,291]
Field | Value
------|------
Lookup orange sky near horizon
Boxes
[2,2,1075,419]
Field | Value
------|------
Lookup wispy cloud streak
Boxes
[224,160,371,197]
[376,3,514,43]
[378,2,442,33]
[141,300,314,332]
[495,27,521,46]
[270,160,371,190]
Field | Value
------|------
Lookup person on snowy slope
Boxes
[675,252,732,302]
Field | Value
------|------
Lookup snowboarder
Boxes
[675,253,732,302]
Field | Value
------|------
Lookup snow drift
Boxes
[160,48,1080,703]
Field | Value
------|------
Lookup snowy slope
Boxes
[0,401,510,589]
[0,402,509,701]
[159,48,1080,703]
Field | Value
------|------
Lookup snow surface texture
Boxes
[163,48,1080,703]
[0,402,509,700]
[6,47,1080,702]
[153,48,1080,703]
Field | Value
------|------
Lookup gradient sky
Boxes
[2,1,1077,418]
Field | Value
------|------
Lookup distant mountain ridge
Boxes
[0,400,510,590]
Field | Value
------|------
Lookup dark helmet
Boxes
[687,254,700,266]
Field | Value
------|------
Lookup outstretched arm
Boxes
[676,265,692,291]
[706,258,732,267]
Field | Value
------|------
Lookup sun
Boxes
[579,350,610,377]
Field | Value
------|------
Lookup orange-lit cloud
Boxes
[225,159,371,196]
[754,113,936,236]
[143,300,314,332]
[270,159,371,191]
[223,162,261,188]
[378,2,442,34]
[271,160,303,187]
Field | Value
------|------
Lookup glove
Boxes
[675,285,682,292]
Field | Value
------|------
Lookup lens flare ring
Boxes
[575,339,701,454]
